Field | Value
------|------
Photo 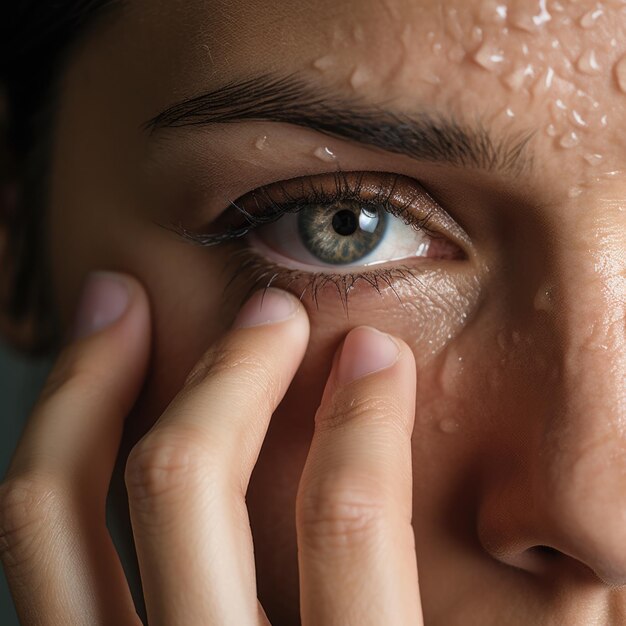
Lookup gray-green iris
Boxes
[297,201,387,265]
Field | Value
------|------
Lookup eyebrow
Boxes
[144,74,535,176]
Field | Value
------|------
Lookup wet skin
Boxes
[35,0,626,623]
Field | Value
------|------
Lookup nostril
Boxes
[531,545,560,559]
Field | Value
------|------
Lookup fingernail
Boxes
[72,272,131,340]
[233,288,298,329]
[337,326,400,385]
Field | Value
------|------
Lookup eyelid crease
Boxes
[160,170,472,256]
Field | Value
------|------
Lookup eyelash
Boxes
[163,170,439,247]
[159,171,449,307]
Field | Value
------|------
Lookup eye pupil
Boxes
[332,209,358,236]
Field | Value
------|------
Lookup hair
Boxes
[0,1,119,355]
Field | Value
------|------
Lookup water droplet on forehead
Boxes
[503,64,535,91]
[350,66,371,89]
[532,67,555,98]
[559,131,581,149]
[584,153,604,166]
[568,186,583,199]
[418,69,442,85]
[255,135,268,150]
[570,109,588,128]
[509,0,552,32]
[445,7,465,41]
[615,55,626,93]
[312,55,334,72]
[577,49,602,75]
[313,147,337,163]
[545,123,558,137]
[471,26,484,45]
[473,40,505,71]
[432,41,444,55]
[580,7,604,28]
[479,0,508,24]
[448,44,466,63]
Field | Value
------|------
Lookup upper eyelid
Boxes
[158,171,472,254]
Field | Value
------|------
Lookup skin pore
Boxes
[19,0,625,623]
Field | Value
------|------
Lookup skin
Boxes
[1,0,625,624]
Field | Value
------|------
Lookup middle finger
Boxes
[296,326,422,626]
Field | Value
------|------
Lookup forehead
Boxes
[116,0,626,192]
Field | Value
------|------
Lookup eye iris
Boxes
[298,201,387,265]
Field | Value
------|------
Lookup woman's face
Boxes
[43,0,625,623]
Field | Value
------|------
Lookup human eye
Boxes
[165,170,471,303]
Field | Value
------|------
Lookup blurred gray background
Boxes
[0,341,54,625]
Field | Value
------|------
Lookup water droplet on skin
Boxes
[313,147,337,163]
[497,331,508,350]
[503,64,535,91]
[432,41,443,54]
[350,66,371,89]
[352,24,365,43]
[580,8,604,28]
[532,67,555,97]
[439,347,465,398]
[439,418,460,434]
[479,0,508,24]
[445,7,465,41]
[615,55,626,93]
[418,70,442,86]
[510,0,552,32]
[568,186,583,198]
[570,109,588,128]
[577,49,602,75]
[584,153,604,166]
[559,131,581,149]
[474,41,505,71]
[448,44,466,63]
[534,284,553,312]
[545,123,558,137]
[313,55,335,71]
[255,135,268,150]
[471,26,484,45]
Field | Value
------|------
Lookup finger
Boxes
[0,272,150,625]
[124,288,310,626]
[296,326,422,626]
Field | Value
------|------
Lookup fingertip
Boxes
[66,271,149,344]
[232,287,309,330]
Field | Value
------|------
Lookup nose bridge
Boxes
[536,236,626,582]
[554,235,625,442]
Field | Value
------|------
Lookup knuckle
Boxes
[297,473,388,550]
[125,429,215,510]
[0,475,61,574]
[185,345,281,409]
[318,392,409,438]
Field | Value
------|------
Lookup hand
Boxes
[0,272,422,625]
